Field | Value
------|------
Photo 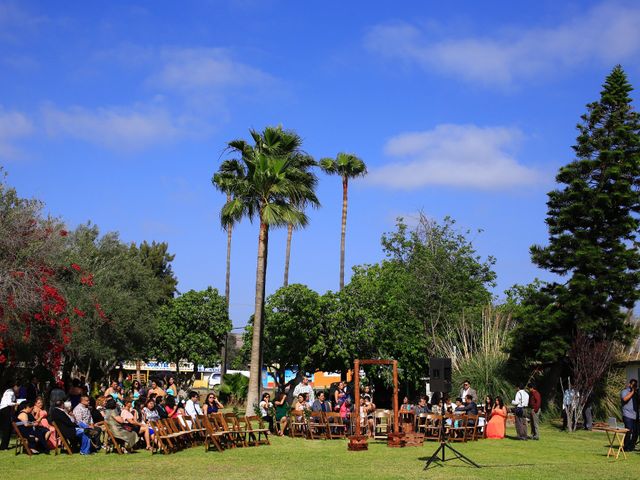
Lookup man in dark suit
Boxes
[50,400,92,455]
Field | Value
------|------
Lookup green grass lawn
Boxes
[1,424,639,480]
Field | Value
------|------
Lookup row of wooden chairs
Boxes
[288,410,348,440]
[149,412,271,455]
[415,413,485,442]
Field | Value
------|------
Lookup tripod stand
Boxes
[423,398,480,470]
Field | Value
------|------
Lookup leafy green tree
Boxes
[155,287,231,372]
[219,126,315,414]
[320,153,367,290]
[132,240,178,303]
[62,224,165,377]
[511,65,640,365]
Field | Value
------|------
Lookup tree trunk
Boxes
[246,220,269,416]
[283,223,293,287]
[339,177,349,290]
[222,195,233,382]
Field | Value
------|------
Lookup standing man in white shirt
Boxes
[511,384,530,440]
[185,391,203,419]
[0,379,19,450]
[292,376,315,404]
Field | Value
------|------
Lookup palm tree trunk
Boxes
[283,223,293,287]
[246,220,269,416]
[339,177,349,290]
[221,203,232,381]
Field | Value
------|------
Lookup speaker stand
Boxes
[423,399,480,470]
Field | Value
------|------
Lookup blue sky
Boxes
[2,0,639,327]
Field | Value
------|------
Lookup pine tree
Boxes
[513,65,640,363]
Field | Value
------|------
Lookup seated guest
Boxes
[16,401,50,453]
[164,395,179,418]
[415,396,431,414]
[131,380,142,404]
[148,380,165,398]
[362,394,376,437]
[484,395,494,419]
[485,397,507,439]
[456,395,478,415]
[259,392,274,432]
[339,398,351,426]
[104,398,138,450]
[88,397,104,424]
[333,382,347,410]
[50,399,92,455]
[32,396,57,450]
[47,380,66,417]
[185,391,203,420]
[203,393,224,414]
[121,399,152,450]
[68,379,84,409]
[72,395,102,448]
[400,396,413,412]
[103,381,122,403]
[292,393,309,411]
[274,391,288,436]
[142,399,160,423]
[311,391,332,413]
[154,396,168,419]
[165,377,178,398]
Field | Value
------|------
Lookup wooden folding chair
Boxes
[424,414,442,441]
[12,422,33,456]
[197,414,224,452]
[150,420,176,454]
[243,416,271,446]
[213,413,245,448]
[288,410,307,438]
[465,414,479,441]
[223,412,248,447]
[307,412,329,440]
[325,412,347,439]
[51,422,74,455]
[102,422,124,454]
[448,414,467,442]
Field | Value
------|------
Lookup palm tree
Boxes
[320,153,367,290]
[212,159,246,379]
[283,153,319,286]
[212,159,246,308]
[220,126,314,415]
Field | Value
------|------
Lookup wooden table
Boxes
[593,426,629,459]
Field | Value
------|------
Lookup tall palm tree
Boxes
[283,153,319,287]
[221,126,314,415]
[212,159,246,379]
[212,159,246,308]
[320,153,367,290]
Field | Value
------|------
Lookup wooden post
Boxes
[393,360,399,434]
[354,359,360,435]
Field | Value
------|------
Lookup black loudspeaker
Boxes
[429,357,452,393]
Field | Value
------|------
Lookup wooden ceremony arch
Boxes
[347,358,399,451]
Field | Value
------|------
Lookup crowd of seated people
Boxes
[0,375,226,455]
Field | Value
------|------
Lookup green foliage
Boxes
[442,307,515,402]
[514,66,640,366]
[62,224,166,373]
[217,373,249,404]
[131,240,178,303]
[155,287,230,368]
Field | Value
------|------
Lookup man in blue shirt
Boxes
[621,379,638,452]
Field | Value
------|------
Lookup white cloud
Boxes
[367,124,540,190]
[0,108,33,159]
[152,47,273,92]
[365,1,640,86]
[42,104,190,152]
